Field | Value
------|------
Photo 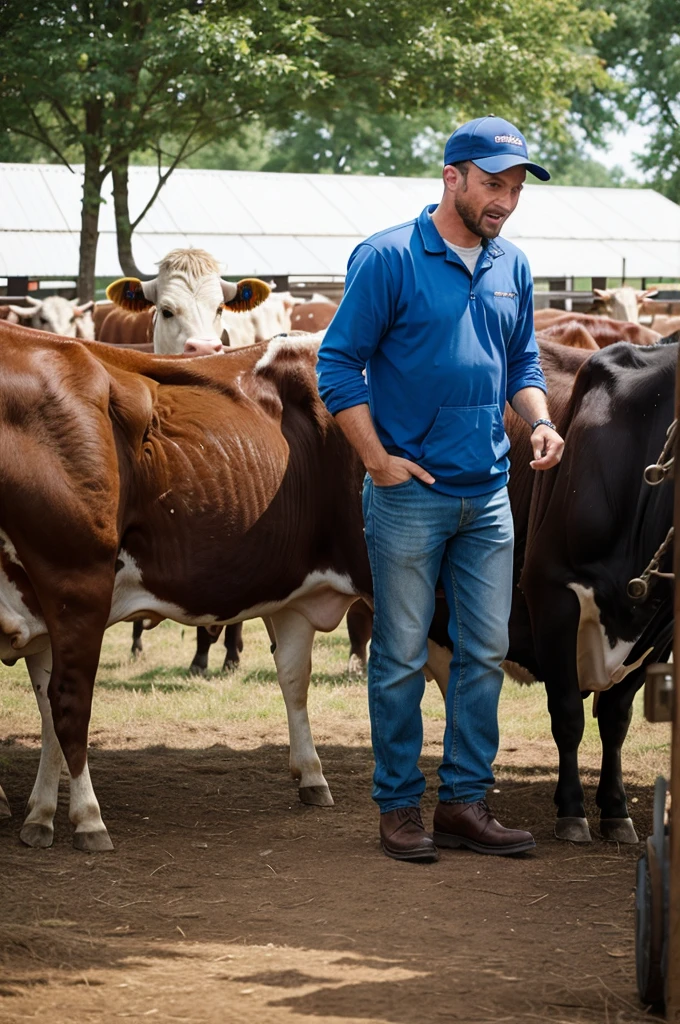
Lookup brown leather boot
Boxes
[380,807,439,862]
[433,800,535,856]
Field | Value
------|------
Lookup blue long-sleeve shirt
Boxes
[316,204,546,497]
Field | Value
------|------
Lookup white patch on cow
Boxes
[9,296,92,338]
[154,272,225,355]
[69,762,108,837]
[22,644,107,843]
[23,649,63,834]
[254,333,325,371]
[594,287,641,323]
[110,550,359,633]
[0,530,49,658]
[269,607,330,792]
[568,583,653,691]
[609,288,641,323]
[0,528,21,566]
[221,294,301,348]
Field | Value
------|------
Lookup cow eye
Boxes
[161,308,174,319]
[40,317,49,325]
[69,316,76,324]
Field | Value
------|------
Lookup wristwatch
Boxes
[531,418,556,431]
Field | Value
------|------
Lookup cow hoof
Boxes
[554,817,592,843]
[189,663,207,677]
[299,785,335,807]
[599,817,639,843]
[73,829,114,853]
[347,654,366,676]
[0,795,11,819]
[20,823,54,848]
[223,659,239,673]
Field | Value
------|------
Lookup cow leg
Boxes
[0,782,9,819]
[544,676,590,841]
[189,626,220,676]
[268,607,333,806]
[20,647,64,848]
[222,622,244,672]
[346,600,372,675]
[40,598,113,852]
[531,591,591,843]
[595,676,641,843]
[131,619,144,658]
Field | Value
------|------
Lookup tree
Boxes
[0,1,330,297]
[260,110,451,176]
[535,150,641,188]
[585,0,680,202]
[0,0,615,297]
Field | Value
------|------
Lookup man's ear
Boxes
[222,278,271,313]
[106,277,156,311]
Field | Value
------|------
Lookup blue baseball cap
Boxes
[444,116,550,181]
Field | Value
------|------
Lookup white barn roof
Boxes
[1,162,679,280]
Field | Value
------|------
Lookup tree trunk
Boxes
[77,102,105,302]
[112,162,149,279]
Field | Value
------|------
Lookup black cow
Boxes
[519,340,675,842]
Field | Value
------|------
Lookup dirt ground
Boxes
[0,719,663,1024]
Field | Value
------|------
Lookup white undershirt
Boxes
[444,239,483,275]
[428,209,482,275]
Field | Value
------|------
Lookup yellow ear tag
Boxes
[224,278,271,312]
[106,277,153,310]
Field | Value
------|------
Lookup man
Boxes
[316,116,565,863]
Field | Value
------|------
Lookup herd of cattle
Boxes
[0,247,676,855]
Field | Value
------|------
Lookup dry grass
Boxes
[0,617,671,784]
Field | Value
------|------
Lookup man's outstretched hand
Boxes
[530,425,564,470]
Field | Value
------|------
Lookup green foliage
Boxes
[0,0,619,291]
[535,151,641,188]
[586,0,680,201]
[0,0,616,171]
[0,0,330,171]
[260,110,451,176]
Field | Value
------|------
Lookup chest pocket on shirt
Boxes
[420,405,510,484]
[487,290,519,336]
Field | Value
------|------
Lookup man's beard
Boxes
[454,192,505,240]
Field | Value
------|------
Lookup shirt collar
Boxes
[417,204,505,259]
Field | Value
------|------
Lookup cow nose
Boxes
[184,337,225,356]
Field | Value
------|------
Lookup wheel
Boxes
[635,776,669,1008]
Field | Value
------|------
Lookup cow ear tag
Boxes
[224,278,271,312]
[106,277,154,311]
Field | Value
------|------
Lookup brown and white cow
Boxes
[7,295,95,339]
[290,301,338,334]
[0,321,370,851]
[534,310,660,349]
[589,286,658,322]
[106,248,270,354]
[221,291,299,348]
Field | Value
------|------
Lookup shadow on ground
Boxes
[0,742,656,1024]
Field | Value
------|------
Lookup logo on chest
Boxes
[494,291,517,299]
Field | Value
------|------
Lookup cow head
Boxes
[8,295,94,337]
[106,248,270,355]
[591,287,658,323]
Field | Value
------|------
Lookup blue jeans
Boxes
[362,476,514,811]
